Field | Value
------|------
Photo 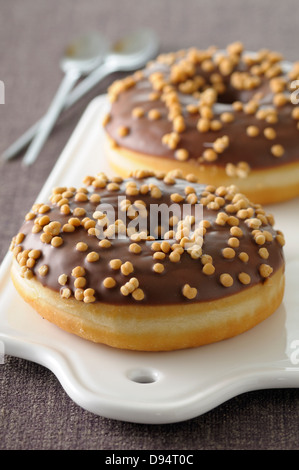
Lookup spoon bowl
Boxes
[66,29,159,107]
[61,32,109,74]
[105,29,159,70]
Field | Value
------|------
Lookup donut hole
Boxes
[216,86,261,105]
[126,367,160,384]
[217,89,242,104]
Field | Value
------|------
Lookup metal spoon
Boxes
[1,29,159,164]
[20,32,109,166]
[65,28,159,107]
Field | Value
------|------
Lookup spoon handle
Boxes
[22,69,80,166]
[1,62,114,162]
[65,61,114,107]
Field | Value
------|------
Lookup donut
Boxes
[103,42,299,205]
[9,169,285,351]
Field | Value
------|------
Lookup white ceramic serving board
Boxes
[0,95,299,424]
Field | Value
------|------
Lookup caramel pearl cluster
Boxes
[10,170,285,305]
[105,42,299,175]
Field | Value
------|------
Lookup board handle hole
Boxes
[127,368,160,384]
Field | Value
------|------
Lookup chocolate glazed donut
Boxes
[104,42,299,205]
[10,170,285,351]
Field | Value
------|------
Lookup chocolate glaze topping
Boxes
[10,170,285,305]
[104,43,299,172]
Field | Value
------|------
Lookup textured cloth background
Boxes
[0,0,299,450]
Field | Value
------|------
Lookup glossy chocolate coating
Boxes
[11,174,285,305]
[105,49,299,170]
